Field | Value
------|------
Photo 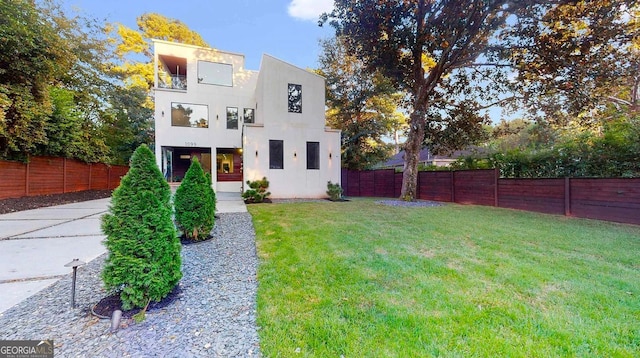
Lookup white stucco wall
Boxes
[153,40,258,191]
[153,42,341,197]
[244,55,341,198]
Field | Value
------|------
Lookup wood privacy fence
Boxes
[0,156,129,200]
[341,169,640,226]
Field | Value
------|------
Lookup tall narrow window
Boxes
[244,108,255,123]
[307,142,320,170]
[269,140,284,169]
[227,107,238,129]
[288,83,302,113]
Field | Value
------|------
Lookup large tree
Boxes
[324,0,636,200]
[112,13,209,91]
[316,37,406,169]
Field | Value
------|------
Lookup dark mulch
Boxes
[180,234,214,245]
[91,286,183,319]
[0,190,113,215]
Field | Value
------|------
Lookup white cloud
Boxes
[287,0,334,21]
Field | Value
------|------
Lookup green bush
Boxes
[101,144,182,314]
[326,181,343,201]
[174,157,216,241]
[242,177,271,203]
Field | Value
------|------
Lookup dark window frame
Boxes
[269,140,284,169]
[306,141,320,170]
[288,83,302,113]
[226,107,238,130]
[244,108,255,124]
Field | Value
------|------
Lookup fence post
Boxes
[88,163,92,190]
[494,168,499,207]
[107,166,111,190]
[450,170,455,203]
[564,177,571,216]
[25,157,30,196]
[63,158,67,193]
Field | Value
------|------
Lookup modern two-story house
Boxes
[153,40,341,198]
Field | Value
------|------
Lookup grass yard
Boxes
[249,198,640,357]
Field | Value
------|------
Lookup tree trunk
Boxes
[400,112,425,201]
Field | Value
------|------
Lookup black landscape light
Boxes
[64,259,85,309]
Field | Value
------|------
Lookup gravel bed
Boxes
[376,199,444,208]
[0,212,260,357]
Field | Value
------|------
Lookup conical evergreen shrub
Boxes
[174,157,216,241]
[101,144,182,312]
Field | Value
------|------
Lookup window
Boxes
[306,142,320,170]
[198,61,233,86]
[171,103,208,128]
[227,107,238,129]
[269,140,284,169]
[158,55,187,90]
[216,152,234,174]
[288,83,302,113]
[244,108,255,124]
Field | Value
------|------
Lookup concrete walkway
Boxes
[0,192,246,314]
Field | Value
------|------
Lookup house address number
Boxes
[185,141,197,147]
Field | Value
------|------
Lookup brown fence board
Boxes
[498,178,565,215]
[28,157,64,196]
[418,171,453,202]
[570,179,640,225]
[359,171,375,196]
[0,157,128,199]
[394,172,403,198]
[65,160,91,193]
[0,161,27,199]
[109,166,128,189]
[374,170,395,197]
[454,170,496,206]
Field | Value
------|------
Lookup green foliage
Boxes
[242,177,271,204]
[112,13,209,91]
[101,144,181,312]
[174,157,216,241]
[316,37,405,169]
[453,116,640,178]
[326,181,343,201]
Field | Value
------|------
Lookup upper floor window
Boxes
[288,84,302,113]
[227,107,238,129]
[158,55,187,90]
[198,61,233,87]
[171,102,208,128]
[244,108,255,124]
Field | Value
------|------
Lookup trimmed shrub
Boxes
[242,177,271,203]
[326,181,343,201]
[174,157,216,240]
[101,144,182,313]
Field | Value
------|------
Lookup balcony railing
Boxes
[158,74,187,90]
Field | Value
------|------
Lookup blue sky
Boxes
[63,0,334,70]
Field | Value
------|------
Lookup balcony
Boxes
[158,74,187,90]
[157,54,187,91]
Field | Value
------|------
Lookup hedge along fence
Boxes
[0,156,129,200]
[341,169,640,226]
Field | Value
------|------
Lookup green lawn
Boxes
[249,198,640,357]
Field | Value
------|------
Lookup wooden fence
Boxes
[342,169,640,226]
[0,156,129,200]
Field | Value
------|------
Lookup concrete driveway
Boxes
[0,192,246,314]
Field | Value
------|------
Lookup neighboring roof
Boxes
[380,147,487,168]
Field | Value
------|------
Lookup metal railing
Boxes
[158,74,187,90]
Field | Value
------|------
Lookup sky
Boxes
[62,0,335,71]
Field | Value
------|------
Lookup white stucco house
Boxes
[153,40,341,198]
